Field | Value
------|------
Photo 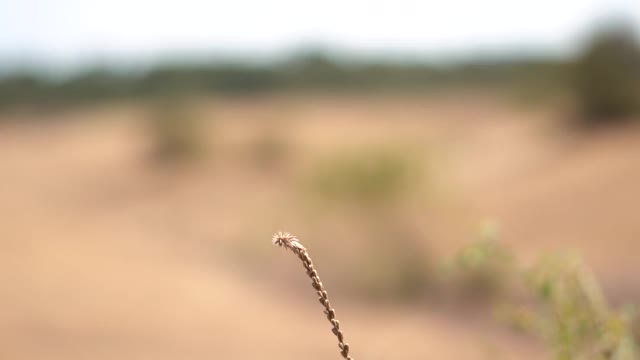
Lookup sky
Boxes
[1,0,639,70]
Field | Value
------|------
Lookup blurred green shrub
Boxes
[574,25,640,125]
[449,237,640,359]
[302,146,430,301]
[146,99,207,165]
[502,254,639,360]
[445,226,514,301]
[306,146,422,208]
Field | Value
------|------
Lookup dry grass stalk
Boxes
[272,231,355,360]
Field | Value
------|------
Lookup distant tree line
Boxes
[0,53,566,109]
[1,24,639,126]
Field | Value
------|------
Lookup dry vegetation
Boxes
[273,232,355,359]
[1,92,640,359]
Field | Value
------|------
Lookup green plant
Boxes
[272,232,355,360]
[448,236,640,359]
[445,224,514,300]
[495,253,640,360]
[302,146,432,301]
[306,146,421,208]
[524,254,638,360]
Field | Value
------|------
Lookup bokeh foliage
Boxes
[306,146,422,207]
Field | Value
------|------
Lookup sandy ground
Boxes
[1,93,638,359]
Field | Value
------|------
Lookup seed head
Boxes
[272,231,306,252]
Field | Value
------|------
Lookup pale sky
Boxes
[1,0,639,69]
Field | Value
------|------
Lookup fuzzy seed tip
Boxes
[272,231,304,251]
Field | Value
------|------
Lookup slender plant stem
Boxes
[272,231,354,360]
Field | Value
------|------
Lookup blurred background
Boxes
[2,1,640,359]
